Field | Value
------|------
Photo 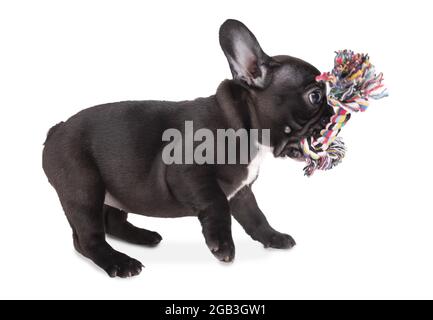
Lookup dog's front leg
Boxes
[198,192,235,263]
[167,168,235,262]
[230,186,296,249]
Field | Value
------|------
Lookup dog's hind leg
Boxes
[43,146,143,278]
[103,205,162,246]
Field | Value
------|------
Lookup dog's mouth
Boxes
[273,137,304,161]
[274,113,331,161]
[280,142,304,161]
[284,143,304,160]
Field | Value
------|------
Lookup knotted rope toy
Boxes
[301,50,388,176]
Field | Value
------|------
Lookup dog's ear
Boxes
[219,19,276,88]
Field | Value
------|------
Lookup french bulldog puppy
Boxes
[43,19,333,278]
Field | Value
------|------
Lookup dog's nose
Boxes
[312,129,321,137]
[320,116,329,127]
[309,117,328,135]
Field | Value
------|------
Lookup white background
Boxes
[1,0,432,299]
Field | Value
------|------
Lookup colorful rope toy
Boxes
[301,50,388,176]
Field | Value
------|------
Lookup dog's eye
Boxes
[308,90,323,105]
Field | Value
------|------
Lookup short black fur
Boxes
[43,19,333,277]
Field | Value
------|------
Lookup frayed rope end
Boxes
[303,138,346,177]
[301,50,387,177]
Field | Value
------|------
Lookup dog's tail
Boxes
[43,121,64,145]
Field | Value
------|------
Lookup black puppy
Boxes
[43,19,333,278]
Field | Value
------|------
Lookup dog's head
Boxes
[219,19,333,160]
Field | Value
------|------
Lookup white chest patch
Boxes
[227,144,272,200]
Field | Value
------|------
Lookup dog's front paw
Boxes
[105,257,143,278]
[263,231,296,249]
[207,239,235,263]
